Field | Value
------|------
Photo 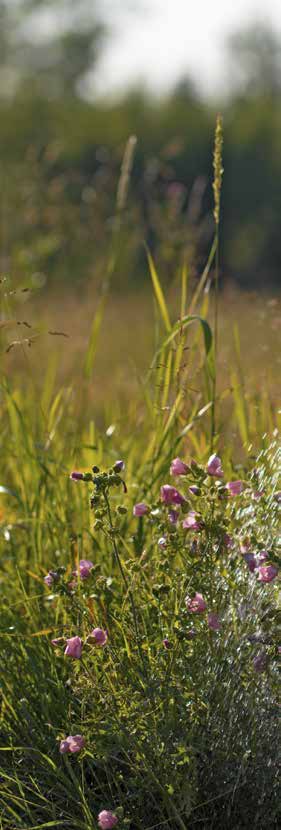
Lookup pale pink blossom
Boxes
[133,502,149,516]
[44,572,54,587]
[64,636,82,659]
[206,454,223,477]
[59,735,85,754]
[258,565,278,583]
[158,537,167,549]
[98,810,118,829]
[226,480,244,496]
[160,485,186,505]
[185,592,207,613]
[207,613,221,631]
[87,628,108,647]
[182,511,203,531]
[170,457,189,476]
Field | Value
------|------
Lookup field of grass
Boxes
[0,123,280,830]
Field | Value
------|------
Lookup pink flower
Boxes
[185,592,207,613]
[189,485,200,496]
[170,457,189,476]
[74,559,94,580]
[133,502,149,516]
[70,471,84,481]
[160,485,185,505]
[163,638,172,649]
[207,454,223,477]
[253,490,264,500]
[113,460,125,472]
[64,636,82,659]
[257,550,269,564]
[59,735,85,754]
[258,565,278,583]
[87,628,108,647]
[98,810,119,829]
[168,509,179,524]
[44,572,55,587]
[240,537,251,553]
[207,613,221,631]
[243,553,257,573]
[253,652,268,673]
[182,511,203,531]
[224,534,234,548]
[226,480,244,496]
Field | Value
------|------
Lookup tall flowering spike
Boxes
[207,612,221,631]
[226,480,244,496]
[70,471,84,481]
[170,457,189,476]
[59,735,85,754]
[133,502,149,517]
[206,453,223,478]
[64,636,82,659]
[87,628,108,647]
[98,810,119,829]
[160,485,185,506]
[185,592,207,613]
[258,564,278,583]
[213,113,223,227]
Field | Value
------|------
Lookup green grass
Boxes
[0,129,280,830]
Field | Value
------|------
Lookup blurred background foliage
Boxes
[0,1,281,291]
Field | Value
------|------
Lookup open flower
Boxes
[185,592,207,613]
[258,564,278,583]
[74,559,94,580]
[226,480,244,496]
[160,485,185,505]
[87,628,108,647]
[64,636,82,659]
[133,502,149,516]
[182,511,203,531]
[59,735,85,754]
[207,454,223,477]
[170,457,189,476]
[98,810,119,829]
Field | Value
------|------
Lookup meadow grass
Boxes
[0,125,280,830]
